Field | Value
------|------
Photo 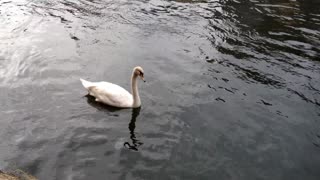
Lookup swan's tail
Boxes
[80,78,93,89]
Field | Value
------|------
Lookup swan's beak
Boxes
[139,73,146,82]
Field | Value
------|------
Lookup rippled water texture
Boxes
[0,0,320,179]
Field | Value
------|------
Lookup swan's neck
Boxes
[131,74,141,107]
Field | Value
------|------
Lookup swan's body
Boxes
[80,66,145,108]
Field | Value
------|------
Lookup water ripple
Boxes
[0,0,320,179]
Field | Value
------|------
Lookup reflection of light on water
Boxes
[114,138,125,150]
[0,4,79,87]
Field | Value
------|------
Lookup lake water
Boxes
[0,0,319,179]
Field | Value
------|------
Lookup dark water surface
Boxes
[0,0,320,179]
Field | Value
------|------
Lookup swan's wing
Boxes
[88,82,133,107]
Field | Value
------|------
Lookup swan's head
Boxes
[133,66,145,82]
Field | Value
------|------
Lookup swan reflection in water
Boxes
[85,94,121,112]
[123,107,143,151]
[85,95,143,151]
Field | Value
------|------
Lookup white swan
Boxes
[80,66,145,108]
